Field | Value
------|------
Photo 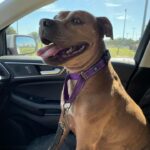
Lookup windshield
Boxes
[8,0,150,58]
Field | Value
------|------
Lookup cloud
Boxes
[105,2,121,7]
[116,15,131,20]
[38,4,63,13]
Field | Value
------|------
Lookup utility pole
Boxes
[123,9,127,39]
[132,27,135,40]
[126,33,129,39]
[141,0,148,37]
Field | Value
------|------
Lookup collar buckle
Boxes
[80,71,88,80]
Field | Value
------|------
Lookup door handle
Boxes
[0,75,10,81]
[40,68,65,75]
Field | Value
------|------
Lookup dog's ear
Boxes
[97,17,113,39]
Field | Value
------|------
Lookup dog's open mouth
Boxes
[37,42,89,61]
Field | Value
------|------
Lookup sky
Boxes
[9,0,150,40]
[0,0,4,3]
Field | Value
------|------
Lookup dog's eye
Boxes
[71,18,82,25]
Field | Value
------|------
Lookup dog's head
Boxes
[38,10,113,70]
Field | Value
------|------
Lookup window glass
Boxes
[6,0,150,58]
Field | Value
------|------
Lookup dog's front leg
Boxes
[48,112,70,150]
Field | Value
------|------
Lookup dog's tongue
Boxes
[37,44,62,59]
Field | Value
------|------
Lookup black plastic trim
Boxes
[0,63,10,81]
[134,20,150,65]
[11,94,61,116]
[0,27,7,56]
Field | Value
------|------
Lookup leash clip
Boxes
[81,71,88,80]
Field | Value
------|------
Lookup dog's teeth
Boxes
[66,47,73,54]
[70,47,73,52]
[66,50,71,54]
[80,45,85,50]
[74,45,85,54]
[66,51,69,54]
[63,44,86,58]
[73,51,78,54]
[49,43,55,46]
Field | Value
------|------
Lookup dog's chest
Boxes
[67,80,77,96]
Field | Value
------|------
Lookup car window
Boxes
[6,0,150,58]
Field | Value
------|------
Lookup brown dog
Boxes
[38,10,150,150]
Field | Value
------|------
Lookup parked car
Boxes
[0,0,149,149]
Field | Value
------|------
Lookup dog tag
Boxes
[64,103,71,109]
[63,103,71,115]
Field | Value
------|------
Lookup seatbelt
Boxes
[48,123,65,150]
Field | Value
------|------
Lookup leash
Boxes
[48,50,110,150]
[48,122,65,150]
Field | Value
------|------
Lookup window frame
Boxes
[1,11,149,65]
[134,20,150,66]
[0,27,7,56]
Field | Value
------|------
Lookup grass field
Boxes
[108,47,136,58]
[26,43,136,58]
[19,47,35,54]
[37,42,136,58]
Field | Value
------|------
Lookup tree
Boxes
[6,27,17,35]
[29,32,39,42]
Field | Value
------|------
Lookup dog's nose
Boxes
[40,19,55,27]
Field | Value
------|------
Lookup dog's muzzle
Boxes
[40,19,55,28]
[39,19,57,45]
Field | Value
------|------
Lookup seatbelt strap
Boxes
[48,123,65,150]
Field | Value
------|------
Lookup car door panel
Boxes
[11,81,62,116]
[0,57,136,149]
[0,59,66,149]
[0,58,136,114]
[0,58,136,117]
[1,60,64,121]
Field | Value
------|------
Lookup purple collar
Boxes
[63,50,110,104]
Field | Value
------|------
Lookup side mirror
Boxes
[7,34,37,55]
